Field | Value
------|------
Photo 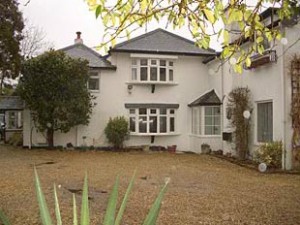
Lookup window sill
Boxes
[130,132,180,136]
[126,81,178,86]
[5,128,23,131]
[189,134,222,138]
[89,90,100,93]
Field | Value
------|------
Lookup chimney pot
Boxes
[75,31,83,44]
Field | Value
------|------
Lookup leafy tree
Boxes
[105,116,129,149]
[87,0,299,73]
[18,50,93,147]
[0,0,24,93]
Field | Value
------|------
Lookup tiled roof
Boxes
[60,44,116,69]
[110,29,216,56]
[0,96,24,110]
[188,90,222,107]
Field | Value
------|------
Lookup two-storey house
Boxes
[23,29,224,153]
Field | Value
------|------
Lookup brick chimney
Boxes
[74,31,83,44]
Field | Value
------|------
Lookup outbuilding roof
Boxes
[188,90,222,107]
[60,44,116,70]
[0,96,24,110]
[110,29,216,56]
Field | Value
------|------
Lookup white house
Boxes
[204,7,300,170]
[23,29,222,153]
[22,8,300,170]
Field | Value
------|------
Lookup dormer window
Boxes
[131,59,174,83]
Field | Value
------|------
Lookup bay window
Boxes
[191,106,221,136]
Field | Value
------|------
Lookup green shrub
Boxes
[104,116,129,149]
[254,141,282,168]
[8,132,23,146]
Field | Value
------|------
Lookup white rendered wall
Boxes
[23,52,224,152]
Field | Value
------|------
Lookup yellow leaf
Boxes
[203,9,215,24]
[245,57,251,67]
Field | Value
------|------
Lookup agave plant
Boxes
[0,168,169,225]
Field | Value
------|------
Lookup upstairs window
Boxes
[131,59,174,82]
[88,72,100,91]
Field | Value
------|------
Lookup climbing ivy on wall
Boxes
[290,55,300,168]
[227,87,252,160]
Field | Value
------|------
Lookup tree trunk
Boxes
[47,128,54,148]
[0,71,4,95]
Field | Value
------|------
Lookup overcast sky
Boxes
[18,0,222,54]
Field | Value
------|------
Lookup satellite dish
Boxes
[258,163,267,172]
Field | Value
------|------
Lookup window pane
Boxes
[150,67,158,81]
[169,61,173,67]
[160,117,167,133]
[205,116,213,125]
[139,108,147,115]
[129,117,136,132]
[169,69,173,81]
[192,108,197,134]
[88,78,99,90]
[141,59,148,65]
[132,59,137,65]
[213,126,221,135]
[8,112,17,129]
[160,108,167,115]
[160,60,166,66]
[132,68,137,80]
[129,109,135,114]
[214,116,220,125]
[213,107,221,115]
[151,60,157,65]
[205,126,213,135]
[170,109,175,114]
[170,117,175,132]
[160,68,166,81]
[89,72,98,76]
[139,116,147,133]
[205,107,213,115]
[150,116,157,133]
[140,67,148,81]
[150,109,157,114]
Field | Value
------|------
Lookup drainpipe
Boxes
[280,25,287,170]
[29,111,32,149]
[221,59,225,153]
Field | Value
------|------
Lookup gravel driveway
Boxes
[0,145,300,225]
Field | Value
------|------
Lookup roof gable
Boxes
[188,90,222,107]
[110,29,216,56]
[60,44,116,69]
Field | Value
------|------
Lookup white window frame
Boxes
[6,111,22,130]
[131,59,174,83]
[256,101,273,143]
[129,108,176,135]
[88,71,100,92]
[191,106,221,137]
